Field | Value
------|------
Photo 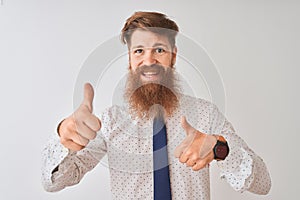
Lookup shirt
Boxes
[41,94,271,200]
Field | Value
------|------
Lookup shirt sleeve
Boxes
[208,103,271,195]
[41,131,107,192]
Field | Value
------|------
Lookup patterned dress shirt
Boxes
[42,94,271,200]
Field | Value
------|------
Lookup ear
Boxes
[171,46,177,67]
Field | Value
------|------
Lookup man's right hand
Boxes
[58,83,101,151]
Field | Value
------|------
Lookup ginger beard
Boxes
[124,64,180,119]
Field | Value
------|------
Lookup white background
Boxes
[0,0,299,199]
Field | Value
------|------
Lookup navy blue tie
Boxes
[153,117,172,200]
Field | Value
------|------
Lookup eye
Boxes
[134,49,143,54]
[155,47,165,54]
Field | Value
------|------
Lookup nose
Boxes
[143,50,157,66]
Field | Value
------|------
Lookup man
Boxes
[42,11,271,199]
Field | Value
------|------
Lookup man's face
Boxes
[128,29,177,83]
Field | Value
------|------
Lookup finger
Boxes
[174,139,189,158]
[82,114,101,132]
[82,83,94,112]
[181,116,196,135]
[75,121,97,140]
[174,145,184,158]
[174,134,196,158]
[179,150,191,163]
[68,131,90,147]
[186,157,198,167]
[192,151,214,171]
[60,138,84,151]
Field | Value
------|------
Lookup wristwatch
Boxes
[213,135,229,161]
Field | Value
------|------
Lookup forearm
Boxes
[208,104,271,194]
[41,132,107,192]
[217,128,271,194]
[42,151,81,192]
[41,133,75,192]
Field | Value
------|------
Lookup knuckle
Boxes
[90,132,97,140]
[179,160,185,164]
[79,145,85,150]
[174,149,181,158]
[83,137,90,144]
[179,157,185,163]
[72,146,83,151]
[82,141,88,147]
[196,161,206,169]
[60,130,72,139]
[77,135,88,145]
[184,150,193,156]
[190,155,199,161]
[96,119,102,130]
[93,125,100,132]
[192,166,200,171]
[91,116,101,131]
[64,118,76,130]
[60,138,66,145]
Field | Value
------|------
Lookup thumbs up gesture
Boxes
[58,83,101,151]
[174,116,217,171]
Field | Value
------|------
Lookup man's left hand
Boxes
[174,116,217,171]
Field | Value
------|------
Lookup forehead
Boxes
[130,29,171,49]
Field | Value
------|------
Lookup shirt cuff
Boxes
[217,144,254,192]
[41,133,73,190]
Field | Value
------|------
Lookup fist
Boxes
[174,116,217,171]
[58,83,101,151]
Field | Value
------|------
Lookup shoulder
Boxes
[179,94,224,119]
[180,94,216,109]
[99,104,127,121]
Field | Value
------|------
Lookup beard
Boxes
[124,64,181,119]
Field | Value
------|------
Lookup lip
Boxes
[141,70,161,81]
[142,71,159,76]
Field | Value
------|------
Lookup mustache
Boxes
[135,64,165,74]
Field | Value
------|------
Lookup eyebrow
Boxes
[131,43,170,50]
[153,43,169,48]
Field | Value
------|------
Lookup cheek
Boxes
[130,67,138,73]
[129,55,139,69]
[160,56,173,67]
[162,53,173,63]
[130,63,138,71]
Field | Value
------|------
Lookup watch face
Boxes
[215,143,229,159]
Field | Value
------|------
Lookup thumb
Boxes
[181,116,195,135]
[82,82,94,112]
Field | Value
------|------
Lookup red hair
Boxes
[121,11,179,47]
